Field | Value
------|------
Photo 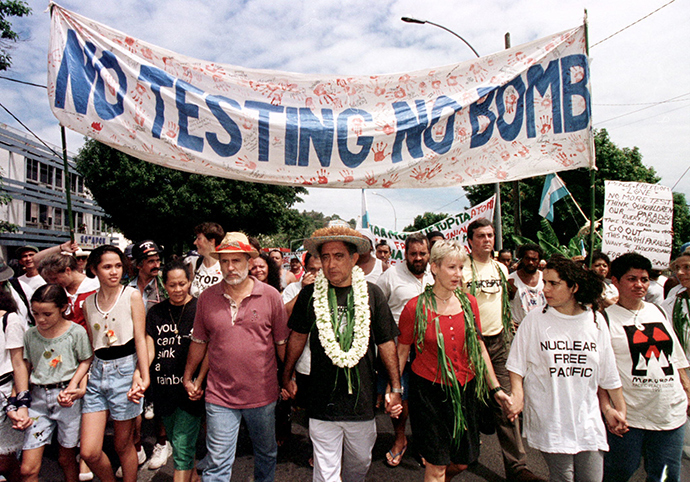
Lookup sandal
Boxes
[385,444,407,467]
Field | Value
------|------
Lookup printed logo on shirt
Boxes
[623,323,674,377]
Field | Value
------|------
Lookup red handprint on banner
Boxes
[375,120,396,136]
[364,172,377,186]
[164,122,179,140]
[511,141,530,158]
[339,170,354,183]
[316,169,329,184]
[555,151,575,167]
[469,63,487,82]
[382,173,400,188]
[539,115,552,134]
[373,143,388,162]
[568,134,587,153]
[91,122,103,132]
[235,156,257,171]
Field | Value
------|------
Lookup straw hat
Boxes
[303,226,371,256]
[211,232,259,259]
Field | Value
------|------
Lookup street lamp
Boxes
[400,16,504,249]
[401,17,480,58]
[371,192,398,231]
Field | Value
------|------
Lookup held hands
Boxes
[127,372,147,403]
[281,376,298,401]
[8,406,33,431]
[384,392,402,419]
[184,378,205,401]
[603,407,629,437]
[494,390,516,421]
[57,385,85,407]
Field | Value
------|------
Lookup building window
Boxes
[55,168,63,189]
[70,173,84,194]
[39,164,53,185]
[26,158,39,182]
[24,201,38,225]
[53,208,62,227]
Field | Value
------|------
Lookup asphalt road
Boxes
[39,408,690,481]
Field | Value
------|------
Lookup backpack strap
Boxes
[7,278,35,326]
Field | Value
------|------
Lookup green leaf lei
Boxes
[672,291,690,352]
[414,284,489,444]
[468,255,513,346]
[327,287,359,395]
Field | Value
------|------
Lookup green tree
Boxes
[465,129,690,254]
[0,0,31,71]
[403,212,449,232]
[75,140,307,255]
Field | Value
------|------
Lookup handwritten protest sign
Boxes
[602,181,673,268]
[48,5,593,188]
[369,196,495,264]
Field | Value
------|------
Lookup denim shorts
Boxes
[82,354,143,421]
[24,386,82,450]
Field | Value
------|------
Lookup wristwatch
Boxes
[391,387,404,394]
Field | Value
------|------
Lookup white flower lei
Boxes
[313,265,371,368]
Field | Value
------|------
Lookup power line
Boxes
[594,91,690,125]
[672,164,690,191]
[591,0,676,48]
[0,102,63,159]
[0,75,47,89]
[606,103,690,130]
[595,97,690,107]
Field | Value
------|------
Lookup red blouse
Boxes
[398,294,482,386]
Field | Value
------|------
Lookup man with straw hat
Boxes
[282,226,403,482]
[183,232,289,482]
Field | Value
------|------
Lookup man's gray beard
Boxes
[224,268,249,286]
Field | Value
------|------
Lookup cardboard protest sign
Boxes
[602,181,673,268]
[49,4,593,188]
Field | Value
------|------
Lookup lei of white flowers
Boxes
[313,265,371,368]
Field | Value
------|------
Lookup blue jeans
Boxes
[201,401,277,482]
[604,425,684,482]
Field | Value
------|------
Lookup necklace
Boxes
[168,299,189,334]
[617,302,644,330]
[434,292,453,303]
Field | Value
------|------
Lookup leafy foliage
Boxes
[0,0,31,71]
[403,212,449,232]
[466,129,690,256]
[75,139,307,255]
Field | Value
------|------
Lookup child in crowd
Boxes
[80,246,149,482]
[0,286,26,480]
[17,284,93,482]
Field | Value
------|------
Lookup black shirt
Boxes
[146,298,204,417]
[289,281,398,421]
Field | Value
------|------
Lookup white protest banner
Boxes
[602,181,673,269]
[48,4,594,188]
[370,195,495,264]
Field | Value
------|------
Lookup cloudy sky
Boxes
[1,0,688,232]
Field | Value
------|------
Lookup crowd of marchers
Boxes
[0,219,689,482]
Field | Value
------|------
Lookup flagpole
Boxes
[60,125,75,243]
[585,10,596,265]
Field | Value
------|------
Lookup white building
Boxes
[0,123,124,261]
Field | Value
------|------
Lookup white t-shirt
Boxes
[364,258,384,284]
[18,273,46,294]
[507,307,620,454]
[190,259,223,298]
[0,311,27,376]
[605,303,689,430]
[508,270,546,326]
[281,280,311,375]
[376,262,434,324]
[462,259,509,336]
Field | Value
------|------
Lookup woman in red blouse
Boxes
[397,240,512,482]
